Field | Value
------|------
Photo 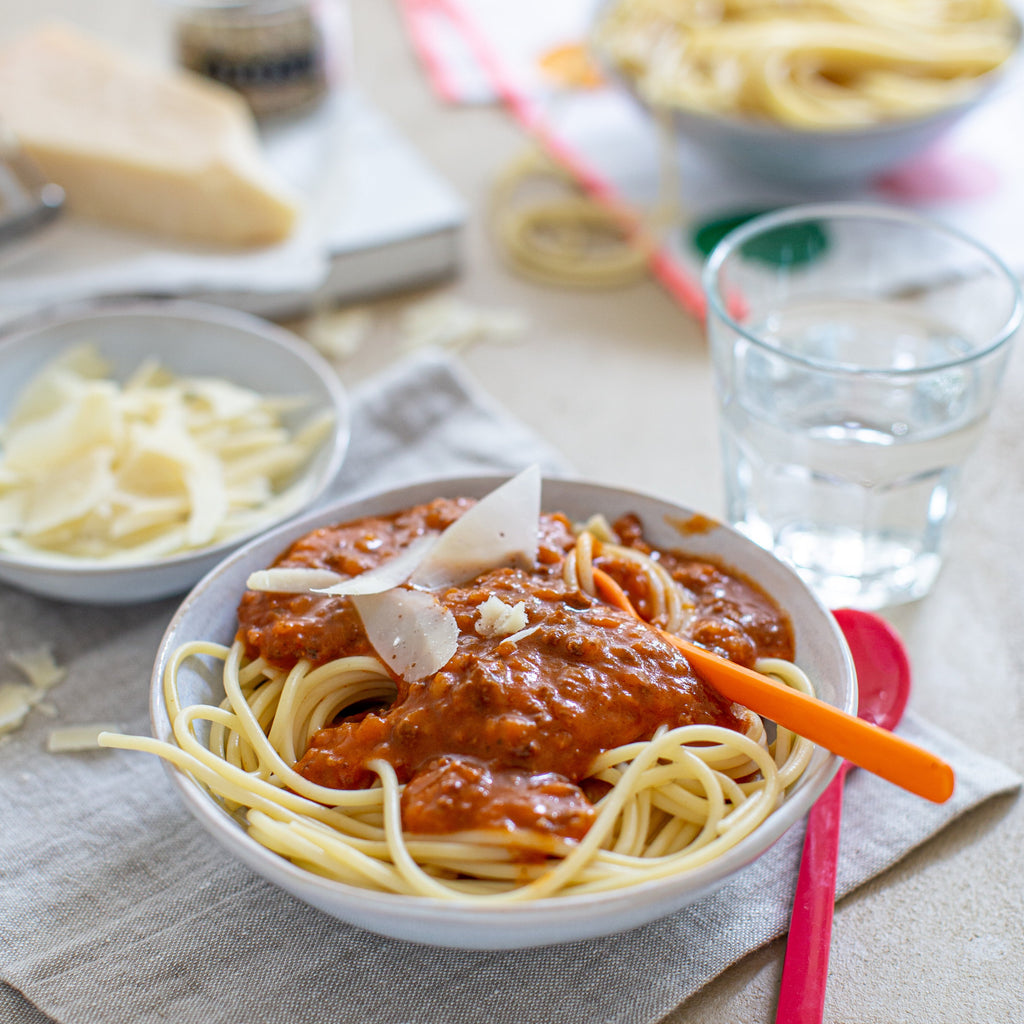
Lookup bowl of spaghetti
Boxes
[102,469,855,948]
[592,0,1020,184]
[0,299,349,603]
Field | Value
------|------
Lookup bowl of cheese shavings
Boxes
[591,0,1021,185]
[0,299,349,604]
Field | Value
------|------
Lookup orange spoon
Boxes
[591,568,954,803]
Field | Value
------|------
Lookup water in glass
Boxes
[720,299,989,609]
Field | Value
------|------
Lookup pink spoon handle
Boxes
[775,763,850,1024]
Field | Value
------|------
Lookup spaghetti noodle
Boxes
[594,0,1017,129]
[100,500,815,902]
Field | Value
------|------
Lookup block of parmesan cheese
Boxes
[0,23,299,247]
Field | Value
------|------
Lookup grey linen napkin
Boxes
[1,350,1020,1024]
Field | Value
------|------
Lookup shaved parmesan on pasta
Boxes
[351,589,459,681]
[245,535,442,597]
[247,566,347,593]
[244,468,543,682]
[475,595,528,638]
[497,624,540,648]
[410,464,540,590]
[314,534,437,596]
[250,467,541,602]
[0,344,333,562]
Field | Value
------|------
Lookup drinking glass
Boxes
[703,203,1021,609]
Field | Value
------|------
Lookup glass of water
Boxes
[703,203,1021,610]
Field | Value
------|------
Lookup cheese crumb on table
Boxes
[0,644,66,737]
[400,296,527,353]
[7,645,67,690]
[0,683,40,735]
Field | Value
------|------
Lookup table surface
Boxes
[3,1,1023,1021]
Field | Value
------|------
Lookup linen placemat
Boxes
[1,349,1020,1024]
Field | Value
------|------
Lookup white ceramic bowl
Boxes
[0,299,350,604]
[151,475,856,949]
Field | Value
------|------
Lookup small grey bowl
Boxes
[0,299,350,604]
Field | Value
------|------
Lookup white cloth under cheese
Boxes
[0,23,298,246]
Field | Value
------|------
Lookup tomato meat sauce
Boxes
[236,500,795,848]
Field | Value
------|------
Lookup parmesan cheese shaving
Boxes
[410,465,541,591]
[245,468,545,684]
[302,307,374,361]
[0,645,68,735]
[497,625,541,648]
[314,534,437,597]
[246,535,440,597]
[475,596,529,638]
[8,645,66,690]
[3,379,120,474]
[351,589,459,682]
[0,344,333,563]
[0,683,39,734]
[400,296,527,354]
[247,567,347,593]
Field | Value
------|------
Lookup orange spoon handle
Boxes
[591,569,955,803]
[667,635,953,803]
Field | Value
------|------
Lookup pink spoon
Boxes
[775,608,912,1024]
